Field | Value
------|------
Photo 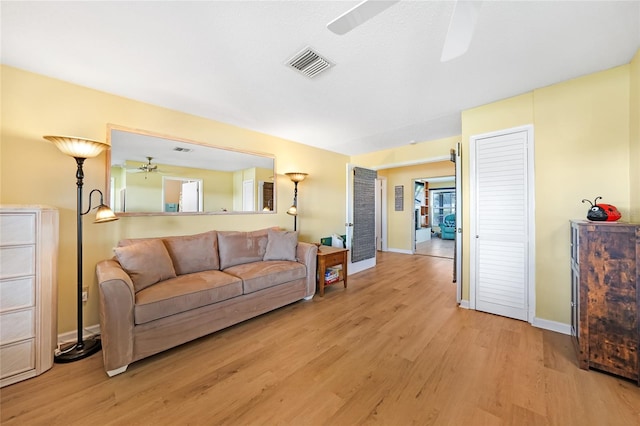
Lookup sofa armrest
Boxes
[96,258,135,373]
[296,242,318,298]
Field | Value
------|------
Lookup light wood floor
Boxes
[2,252,639,425]
[415,237,455,258]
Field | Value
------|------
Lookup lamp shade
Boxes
[285,172,308,183]
[94,204,119,223]
[44,136,110,159]
[287,205,298,216]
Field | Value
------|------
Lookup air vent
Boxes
[286,47,334,79]
[173,147,193,153]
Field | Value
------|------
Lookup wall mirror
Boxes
[106,125,276,215]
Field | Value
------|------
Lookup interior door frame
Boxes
[454,143,462,303]
[469,124,536,322]
[375,176,387,252]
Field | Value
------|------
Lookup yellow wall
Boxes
[461,65,631,324]
[377,161,455,250]
[630,49,640,223]
[352,136,457,168]
[0,65,348,333]
[1,52,637,335]
[428,180,455,190]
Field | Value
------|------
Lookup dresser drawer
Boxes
[0,339,35,378]
[0,246,35,279]
[0,309,35,345]
[0,277,35,312]
[0,214,35,245]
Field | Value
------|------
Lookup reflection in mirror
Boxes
[107,126,276,215]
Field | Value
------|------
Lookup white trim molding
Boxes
[532,318,571,335]
[370,155,451,171]
[386,248,414,255]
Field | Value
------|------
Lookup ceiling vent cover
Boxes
[173,147,193,153]
[286,47,333,79]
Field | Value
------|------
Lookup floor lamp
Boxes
[285,172,307,231]
[44,136,119,363]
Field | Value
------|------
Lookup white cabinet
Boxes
[0,206,58,387]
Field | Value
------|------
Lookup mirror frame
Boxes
[105,124,277,216]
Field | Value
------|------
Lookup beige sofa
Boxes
[96,228,317,377]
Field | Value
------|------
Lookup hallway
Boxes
[415,237,454,259]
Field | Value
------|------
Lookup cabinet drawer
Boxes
[0,277,34,312]
[0,214,35,245]
[0,339,35,378]
[0,309,34,344]
[321,252,345,265]
[0,246,35,279]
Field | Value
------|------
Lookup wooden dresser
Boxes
[570,220,640,384]
[0,206,58,387]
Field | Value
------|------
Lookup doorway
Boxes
[259,181,274,211]
[413,177,455,260]
[162,177,203,212]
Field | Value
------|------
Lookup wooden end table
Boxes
[317,245,348,297]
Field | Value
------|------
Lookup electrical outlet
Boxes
[82,287,88,302]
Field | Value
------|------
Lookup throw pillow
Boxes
[114,239,177,292]
[163,231,219,275]
[217,228,270,269]
[263,229,298,261]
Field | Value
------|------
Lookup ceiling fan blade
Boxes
[440,1,482,62]
[327,0,400,35]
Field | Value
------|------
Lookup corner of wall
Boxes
[629,48,640,222]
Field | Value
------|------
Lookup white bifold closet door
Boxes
[471,128,533,321]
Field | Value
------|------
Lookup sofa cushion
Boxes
[263,229,298,261]
[217,228,270,269]
[114,239,177,292]
[224,261,306,294]
[134,270,243,324]
[162,231,219,275]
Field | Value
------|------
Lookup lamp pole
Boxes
[292,181,298,231]
[73,157,89,355]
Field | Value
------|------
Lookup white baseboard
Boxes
[386,248,413,255]
[456,304,570,335]
[532,317,571,335]
[57,324,101,346]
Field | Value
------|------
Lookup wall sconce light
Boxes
[285,172,307,231]
[44,135,119,363]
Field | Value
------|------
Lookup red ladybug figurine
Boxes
[581,196,621,222]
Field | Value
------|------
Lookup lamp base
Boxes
[54,336,102,363]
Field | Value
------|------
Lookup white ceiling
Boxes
[2,1,639,156]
